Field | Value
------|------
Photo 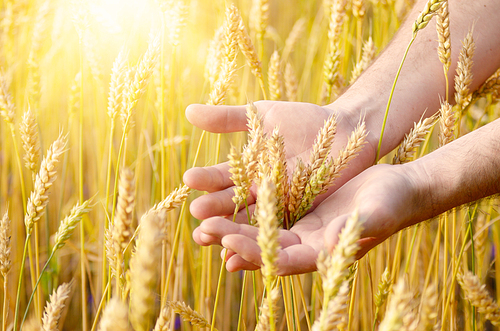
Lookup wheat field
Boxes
[0,0,500,330]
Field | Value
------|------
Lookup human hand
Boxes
[183,101,377,221]
[192,163,427,275]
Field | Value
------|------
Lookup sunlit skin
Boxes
[186,0,500,275]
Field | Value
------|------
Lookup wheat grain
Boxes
[97,298,131,331]
[25,132,67,234]
[0,211,11,278]
[41,282,72,331]
[459,270,500,326]
[20,107,40,178]
[393,113,438,164]
[454,29,475,110]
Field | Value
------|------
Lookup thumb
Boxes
[185,104,249,133]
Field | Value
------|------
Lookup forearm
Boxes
[405,118,500,227]
[332,0,500,159]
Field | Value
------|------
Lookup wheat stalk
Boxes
[25,132,67,235]
[41,282,72,331]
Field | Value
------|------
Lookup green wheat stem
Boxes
[13,234,31,331]
[375,36,416,163]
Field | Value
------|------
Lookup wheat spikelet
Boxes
[153,307,170,331]
[41,282,72,331]
[438,101,455,147]
[378,279,413,331]
[454,29,475,110]
[129,211,162,331]
[20,107,40,177]
[412,0,445,36]
[123,33,160,132]
[418,284,438,331]
[0,71,15,126]
[97,298,130,331]
[393,114,438,164]
[458,270,500,326]
[317,209,363,299]
[256,178,280,280]
[321,121,367,193]
[255,288,280,331]
[284,62,298,102]
[473,68,500,101]
[350,37,376,84]
[168,301,215,330]
[436,1,450,71]
[242,102,265,185]
[25,132,67,234]
[287,158,307,217]
[308,113,337,177]
[107,48,128,120]
[112,168,135,251]
[268,51,283,101]
[166,1,188,47]
[312,280,350,331]
[266,127,288,224]
[205,26,225,88]
[237,15,262,79]
[282,18,306,61]
[0,211,11,277]
[53,199,92,250]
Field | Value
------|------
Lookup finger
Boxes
[200,217,261,242]
[221,234,263,266]
[226,254,260,272]
[276,245,320,275]
[192,226,220,246]
[183,163,233,193]
[190,187,256,220]
[186,104,249,133]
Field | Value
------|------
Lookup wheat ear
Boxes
[268,51,283,101]
[308,113,338,177]
[266,127,288,225]
[350,37,376,84]
[438,101,455,147]
[412,0,445,36]
[418,284,438,331]
[393,114,438,164]
[25,132,67,235]
[255,288,280,331]
[129,212,162,331]
[378,279,414,331]
[166,1,188,47]
[473,67,500,102]
[282,18,306,62]
[53,199,92,250]
[41,282,72,331]
[20,107,40,178]
[237,15,262,79]
[205,26,225,88]
[168,301,215,330]
[242,102,265,187]
[287,158,307,217]
[107,48,128,121]
[311,280,350,331]
[97,298,131,331]
[0,211,11,278]
[153,307,170,331]
[436,1,451,71]
[454,29,475,111]
[458,270,500,326]
[284,62,298,102]
[112,168,135,252]
[0,71,15,126]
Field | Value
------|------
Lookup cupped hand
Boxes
[183,101,377,221]
[192,163,428,275]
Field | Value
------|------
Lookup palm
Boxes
[184,101,376,221]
